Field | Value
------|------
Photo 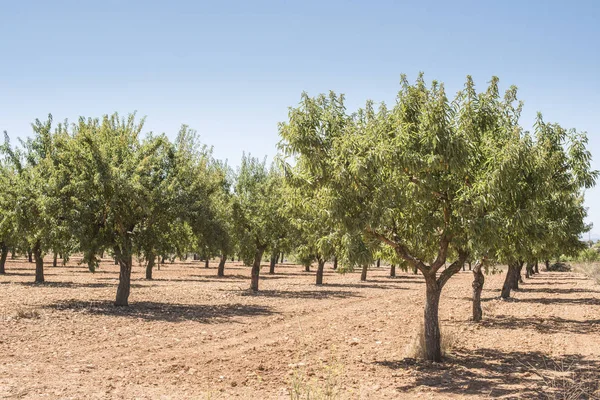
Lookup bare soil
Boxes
[1,258,600,399]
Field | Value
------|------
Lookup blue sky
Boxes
[1,0,599,237]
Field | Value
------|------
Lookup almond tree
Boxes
[0,146,17,274]
[283,184,336,285]
[1,118,65,282]
[232,155,281,291]
[57,113,186,305]
[279,75,545,362]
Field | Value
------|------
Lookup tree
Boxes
[1,118,64,282]
[282,180,338,284]
[57,113,184,305]
[278,75,556,362]
[232,155,281,291]
[0,145,17,274]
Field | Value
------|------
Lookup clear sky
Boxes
[1,0,599,237]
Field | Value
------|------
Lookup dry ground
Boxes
[1,257,600,399]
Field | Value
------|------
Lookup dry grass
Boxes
[573,262,600,285]
[288,356,344,400]
[11,307,41,320]
[522,357,600,399]
[405,322,457,360]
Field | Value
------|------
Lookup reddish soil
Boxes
[1,258,600,399]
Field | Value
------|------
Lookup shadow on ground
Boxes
[239,289,363,299]
[480,315,600,334]
[44,300,275,323]
[375,348,600,398]
[0,281,156,289]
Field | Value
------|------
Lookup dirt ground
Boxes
[1,257,600,399]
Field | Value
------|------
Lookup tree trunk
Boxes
[316,258,325,285]
[269,253,277,274]
[218,254,226,277]
[33,241,44,283]
[145,253,155,280]
[250,248,264,292]
[517,261,524,284]
[333,256,338,270]
[114,243,133,306]
[501,262,519,299]
[376,258,381,268]
[545,259,550,271]
[28,249,33,263]
[304,264,310,272]
[360,264,368,281]
[204,258,209,268]
[468,261,472,271]
[0,242,8,274]
[534,261,539,274]
[11,248,16,259]
[526,262,534,279]
[52,252,58,268]
[413,265,418,275]
[114,257,118,265]
[423,274,442,362]
[390,264,396,277]
[472,261,484,322]
[280,252,284,263]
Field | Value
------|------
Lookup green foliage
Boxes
[232,154,282,265]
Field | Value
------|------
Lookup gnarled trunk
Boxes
[376,258,381,268]
[145,252,155,280]
[250,247,265,292]
[316,258,325,285]
[114,241,133,306]
[33,241,44,283]
[218,254,226,277]
[0,242,8,274]
[534,261,539,274]
[472,261,484,322]
[545,259,550,271]
[269,253,277,274]
[333,256,338,270]
[204,258,209,268]
[501,262,519,299]
[525,262,534,279]
[304,264,310,272]
[28,249,33,263]
[52,252,58,268]
[360,264,368,281]
[280,253,284,263]
[390,264,396,277]
[423,274,442,362]
[517,261,524,284]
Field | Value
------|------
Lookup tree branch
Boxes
[436,249,468,289]
[365,227,427,272]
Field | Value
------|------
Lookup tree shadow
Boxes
[375,348,600,398]
[514,297,600,306]
[239,289,362,299]
[0,281,158,288]
[44,300,275,323]
[480,315,600,334]
[151,274,249,282]
[520,281,572,286]
[369,277,424,283]
[518,287,600,294]
[322,282,409,290]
